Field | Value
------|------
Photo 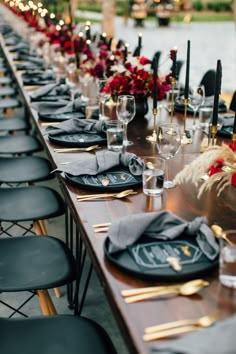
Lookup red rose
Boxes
[231,172,236,187]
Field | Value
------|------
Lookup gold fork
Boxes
[54,145,100,153]
[143,311,220,341]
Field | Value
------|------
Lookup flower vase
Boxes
[135,95,149,117]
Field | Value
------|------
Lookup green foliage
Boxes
[206,1,232,12]
[193,0,204,11]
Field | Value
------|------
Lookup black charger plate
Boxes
[39,112,86,122]
[104,235,218,281]
[48,131,107,147]
[65,166,142,192]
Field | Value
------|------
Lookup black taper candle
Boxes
[171,48,177,80]
[153,56,158,109]
[212,59,222,126]
[184,40,190,99]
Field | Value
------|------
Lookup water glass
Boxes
[219,230,236,288]
[106,121,124,152]
[142,157,165,196]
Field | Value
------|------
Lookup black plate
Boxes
[39,112,86,122]
[65,166,142,192]
[104,235,218,281]
[48,131,107,147]
[30,94,71,102]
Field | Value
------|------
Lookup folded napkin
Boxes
[150,314,236,354]
[107,211,219,260]
[30,80,71,101]
[55,150,144,177]
[32,96,87,118]
[15,54,45,66]
[46,118,106,136]
[22,70,56,86]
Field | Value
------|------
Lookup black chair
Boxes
[199,69,216,97]
[0,315,117,354]
[0,117,30,133]
[0,155,53,186]
[0,135,42,155]
[0,235,76,317]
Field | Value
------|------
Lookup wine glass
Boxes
[116,95,136,146]
[188,85,205,130]
[97,79,111,121]
[156,123,181,189]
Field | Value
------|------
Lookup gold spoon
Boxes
[77,189,137,202]
[143,311,220,341]
[124,279,209,303]
[54,145,100,153]
[211,225,234,246]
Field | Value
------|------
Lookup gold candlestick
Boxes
[181,98,192,144]
[232,133,236,142]
[210,124,218,146]
[146,108,158,142]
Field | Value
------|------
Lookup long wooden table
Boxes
[1,35,236,354]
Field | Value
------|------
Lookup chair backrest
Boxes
[199,69,216,97]
[229,90,236,111]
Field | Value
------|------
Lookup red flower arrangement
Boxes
[103,56,171,100]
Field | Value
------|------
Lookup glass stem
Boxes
[193,110,197,126]
[124,122,128,142]
[101,101,105,118]
[165,159,170,182]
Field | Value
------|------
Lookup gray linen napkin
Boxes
[31,96,86,115]
[55,150,144,177]
[22,70,54,80]
[107,211,219,260]
[30,81,70,100]
[46,118,106,136]
[150,314,236,354]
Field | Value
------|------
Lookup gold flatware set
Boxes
[77,189,137,202]
[54,145,100,153]
[121,279,209,304]
[142,311,220,341]
[92,222,112,233]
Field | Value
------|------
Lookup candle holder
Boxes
[181,98,192,144]
[210,124,218,146]
[146,108,158,142]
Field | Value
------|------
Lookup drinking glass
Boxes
[189,85,205,130]
[116,95,136,146]
[219,230,236,288]
[156,123,181,189]
[97,79,111,120]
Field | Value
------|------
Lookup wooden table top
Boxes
[1,37,236,354]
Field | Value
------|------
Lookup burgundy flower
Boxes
[208,158,224,176]
[231,172,236,187]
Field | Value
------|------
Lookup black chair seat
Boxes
[0,117,29,131]
[0,76,12,84]
[0,316,117,354]
[0,66,8,73]
[0,186,65,221]
[0,135,42,154]
[0,236,76,291]
[0,156,53,183]
[0,86,16,96]
[0,97,20,109]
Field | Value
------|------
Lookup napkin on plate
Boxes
[217,113,235,138]
[30,79,71,101]
[107,211,219,260]
[150,314,236,354]
[31,96,87,118]
[46,118,106,136]
[55,150,144,177]
[22,70,55,85]
[174,96,227,115]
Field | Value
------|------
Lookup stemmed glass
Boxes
[188,85,205,130]
[156,123,182,189]
[116,95,136,146]
[97,79,111,120]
